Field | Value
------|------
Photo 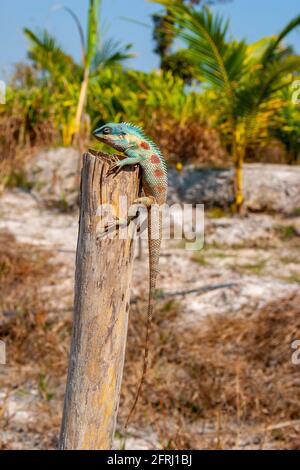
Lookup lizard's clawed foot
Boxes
[96,153,111,163]
[97,153,120,163]
[96,210,140,240]
[106,163,122,177]
[96,218,128,240]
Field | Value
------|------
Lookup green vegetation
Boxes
[38,373,55,402]
[209,251,228,259]
[206,208,228,219]
[192,252,210,266]
[154,1,300,211]
[4,170,33,191]
[277,224,299,240]
[232,259,267,275]
[0,0,299,208]
[22,0,133,145]
[280,255,299,264]
[274,86,300,164]
[281,272,300,283]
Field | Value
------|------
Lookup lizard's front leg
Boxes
[99,154,144,237]
[106,155,141,177]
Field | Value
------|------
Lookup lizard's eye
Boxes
[103,127,111,135]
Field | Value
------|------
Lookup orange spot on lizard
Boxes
[154,169,164,177]
[140,141,150,150]
[155,185,166,194]
[150,154,160,164]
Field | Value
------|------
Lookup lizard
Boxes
[93,122,168,428]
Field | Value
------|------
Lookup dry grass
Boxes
[0,232,70,449]
[145,117,229,167]
[120,296,300,449]
[0,112,57,192]
[1,232,300,449]
[0,232,70,370]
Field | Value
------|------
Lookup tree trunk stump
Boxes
[59,150,140,450]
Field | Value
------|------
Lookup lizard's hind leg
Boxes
[97,206,140,240]
[126,196,155,225]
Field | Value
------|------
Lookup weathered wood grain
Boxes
[59,150,140,450]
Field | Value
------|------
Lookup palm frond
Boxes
[153,1,247,103]
[261,14,300,66]
[92,38,134,71]
[57,6,86,66]
[257,56,300,104]
[24,28,61,54]
[24,28,78,79]
[245,37,272,67]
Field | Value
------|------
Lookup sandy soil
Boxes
[0,189,300,449]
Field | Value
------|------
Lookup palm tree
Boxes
[152,0,232,62]
[24,0,133,144]
[153,1,300,212]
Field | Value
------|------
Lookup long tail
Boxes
[125,205,162,430]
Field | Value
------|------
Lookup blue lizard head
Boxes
[93,122,144,152]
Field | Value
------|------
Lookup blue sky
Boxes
[0,0,300,79]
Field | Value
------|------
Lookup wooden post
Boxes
[59,150,140,450]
